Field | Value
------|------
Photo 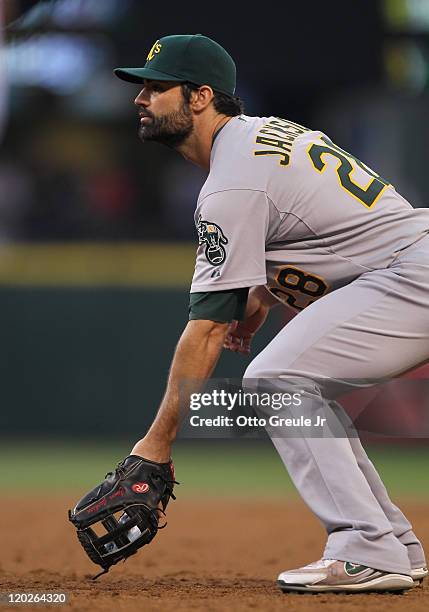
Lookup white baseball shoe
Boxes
[277,558,414,593]
[411,566,428,584]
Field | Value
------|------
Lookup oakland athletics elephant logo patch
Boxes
[197,214,229,266]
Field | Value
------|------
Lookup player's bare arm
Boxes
[69,317,229,577]
[131,319,229,462]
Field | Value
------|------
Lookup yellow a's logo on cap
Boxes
[146,40,162,62]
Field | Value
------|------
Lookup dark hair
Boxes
[181,83,245,117]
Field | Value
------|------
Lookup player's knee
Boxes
[243,358,299,394]
[243,356,269,382]
[243,357,330,399]
[243,355,305,382]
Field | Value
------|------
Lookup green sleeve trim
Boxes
[189,288,249,323]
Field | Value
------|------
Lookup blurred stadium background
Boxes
[1,0,429,497]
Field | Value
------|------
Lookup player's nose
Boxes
[134,88,150,107]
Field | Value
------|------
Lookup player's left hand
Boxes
[68,455,178,578]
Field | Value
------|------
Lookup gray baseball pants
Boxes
[243,234,429,575]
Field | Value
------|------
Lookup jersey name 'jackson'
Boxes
[190,115,429,311]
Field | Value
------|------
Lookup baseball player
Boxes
[70,34,428,592]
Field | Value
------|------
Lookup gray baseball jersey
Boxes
[191,115,429,310]
[190,114,429,574]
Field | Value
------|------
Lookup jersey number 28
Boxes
[269,266,329,310]
[307,136,390,209]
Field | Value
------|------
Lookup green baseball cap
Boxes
[114,34,236,96]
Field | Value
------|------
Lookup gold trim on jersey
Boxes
[268,265,330,311]
[253,117,311,167]
[306,136,391,209]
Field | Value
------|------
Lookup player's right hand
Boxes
[224,302,270,355]
[224,320,253,354]
[224,286,275,354]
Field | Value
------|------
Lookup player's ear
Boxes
[189,85,214,112]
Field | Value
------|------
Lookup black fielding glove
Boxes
[68,455,178,579]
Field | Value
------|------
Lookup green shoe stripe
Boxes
[344,562,369,576]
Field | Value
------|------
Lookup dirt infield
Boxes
[2,496,428,611]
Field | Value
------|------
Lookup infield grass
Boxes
[1,439,428,498]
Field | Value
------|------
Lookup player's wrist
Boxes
[131,434,172,463]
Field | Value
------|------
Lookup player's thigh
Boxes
[244,267,429,381]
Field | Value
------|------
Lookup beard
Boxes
[138,101,194,148]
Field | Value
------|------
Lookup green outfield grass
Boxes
[1,439,429,498]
